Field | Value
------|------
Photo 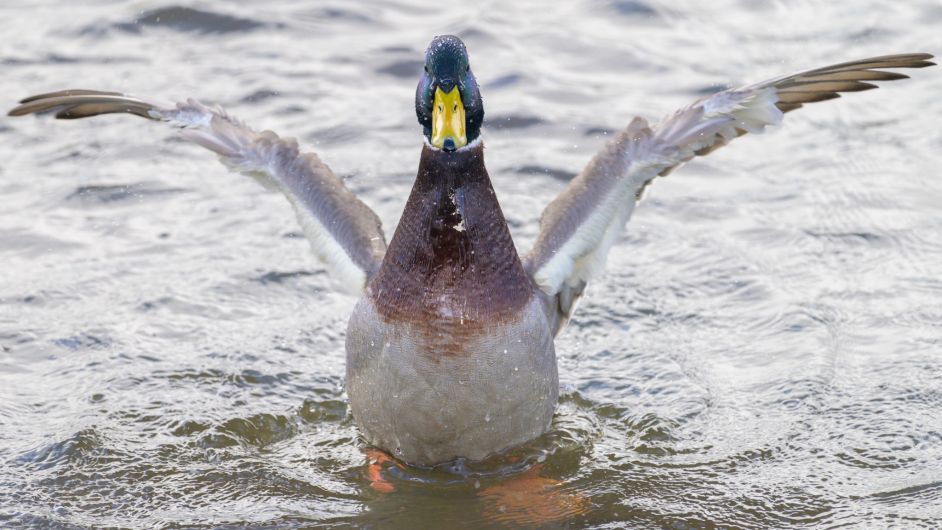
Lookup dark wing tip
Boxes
[7,104,37,117]
[9,89,135,117]
[905,59,936,69]
[8,92,158,120]
[882,53,934,68]
[18,89,124,105]
[771,52,934,113]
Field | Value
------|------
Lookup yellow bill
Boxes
[431,86,467,150]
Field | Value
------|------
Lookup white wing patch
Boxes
[531,88,783,298]
[161,101,380,294]
[291,196,368,294]
[524,53,933,335]
[7,92,386,295]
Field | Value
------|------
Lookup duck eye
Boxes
[466,64,470,72]
[424,65,429,73]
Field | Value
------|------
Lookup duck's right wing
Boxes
[523,53,935,334]
[9,90,387,295]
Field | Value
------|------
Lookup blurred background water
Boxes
[1,1,941,528]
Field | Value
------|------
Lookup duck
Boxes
[9,35,934,466]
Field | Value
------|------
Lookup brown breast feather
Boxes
[369,143,533,357]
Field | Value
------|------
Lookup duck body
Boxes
[346,142,558,465]
[8,34,933,466]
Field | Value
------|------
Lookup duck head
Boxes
[415,35,484,152]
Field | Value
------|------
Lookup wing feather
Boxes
[9,90,387,294]
[525,53,934,334]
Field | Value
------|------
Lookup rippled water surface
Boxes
[2,1,941,528]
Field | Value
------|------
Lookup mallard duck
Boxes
[9,36,934,466]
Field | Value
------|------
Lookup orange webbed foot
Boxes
[478,463,589,525]
[364,447,398,494]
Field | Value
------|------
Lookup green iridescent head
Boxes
[415,35,484,151]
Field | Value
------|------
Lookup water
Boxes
[2,1,941,528]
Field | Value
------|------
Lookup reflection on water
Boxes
[2,0,941,528]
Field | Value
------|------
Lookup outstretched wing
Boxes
[9,90,387,295]
[523,53,935,334]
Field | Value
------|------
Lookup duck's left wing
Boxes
[523,53,934,334]
[9,90,387,295]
